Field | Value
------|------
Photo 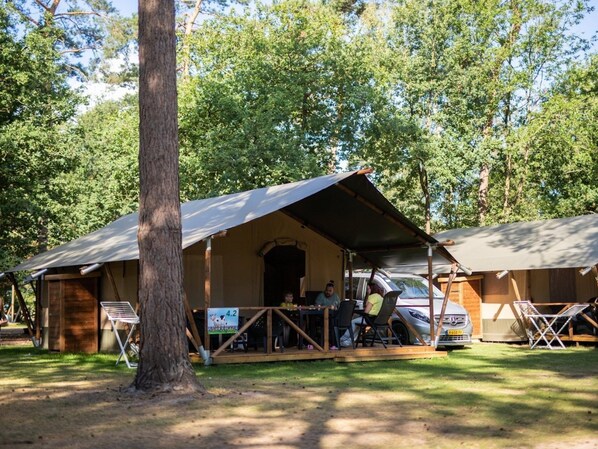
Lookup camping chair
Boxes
[332,299,356,350]
[100,302,140,368]
[514,300,589,349]
[356,292,402,348]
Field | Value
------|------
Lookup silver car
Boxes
[346,271,473,348]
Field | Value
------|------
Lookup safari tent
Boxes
[5,170,458,356]
[432,215,598,342]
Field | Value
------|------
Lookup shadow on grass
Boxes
[0,344,596,448]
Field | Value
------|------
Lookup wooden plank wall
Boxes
[48,281,61,351]
[440,276,483,339]
[62,278,98,353]
[47,276,99,353]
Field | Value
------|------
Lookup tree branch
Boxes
[181,0,204,79]
[55,11,102,18]
[7,3,40,27]
[60,47,96,55]
[34,0,53,14]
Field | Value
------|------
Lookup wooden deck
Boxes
[191,344,447,365]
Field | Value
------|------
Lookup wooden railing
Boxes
[209,307,330,358]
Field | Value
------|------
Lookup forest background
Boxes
[1,0,597,273]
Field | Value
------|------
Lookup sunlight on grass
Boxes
[1,343,596,448]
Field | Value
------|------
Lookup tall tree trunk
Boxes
[477,0,521,226]
[418,159,431,234]
[134,0,203,393]
[502,152,512,220]
[478,161,490,226]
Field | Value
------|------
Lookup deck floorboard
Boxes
[191,345,447,365]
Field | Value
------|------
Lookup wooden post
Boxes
[427,244,435,345]
[35,278,41,343]
[510,273,521,300]
[184,292,202,351]
[348,251,354,300]
[323,307,329,351]
[104,264,122,301]
[204,237,212,351]
[266,308,272,354]
[435,264,457,345]
[10,285,15,320]
[6,273,34,338]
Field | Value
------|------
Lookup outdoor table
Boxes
[297,306,330,349]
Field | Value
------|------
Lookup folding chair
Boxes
[514,301,589,349]
[101,302,140,368]
[356,292,402,349]
[332,299,356,350]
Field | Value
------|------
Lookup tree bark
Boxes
[134,0,204,393]
[478,161,490,226]
[417,159,431,234]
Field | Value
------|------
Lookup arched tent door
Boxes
[262,241,306,307]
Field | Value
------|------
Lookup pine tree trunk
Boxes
[134,0,203,393]
[478,162,490,226]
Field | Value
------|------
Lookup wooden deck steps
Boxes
[192,345,447,365]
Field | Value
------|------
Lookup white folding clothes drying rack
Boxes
[101,302,140,368]
[514,300,589,349]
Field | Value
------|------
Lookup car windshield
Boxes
[389,276,444,299]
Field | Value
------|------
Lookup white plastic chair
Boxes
[101,302,140,368]
[514,300,589,349]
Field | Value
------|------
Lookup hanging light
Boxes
[496,270,509,279]
[80,263,104,275]
[23,269,48,283]
[579,266,593,276]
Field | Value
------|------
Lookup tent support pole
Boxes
[104,264,122,301]
[435,264,457,347]
[34,278,41,345]
[427,245,435,346]
[347,251,354,300]
[204,237,212,352]
[6,273,35,340]
[184,292,205,359]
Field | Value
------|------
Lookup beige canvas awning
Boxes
[8,170,458,273]
[421,214,598,274]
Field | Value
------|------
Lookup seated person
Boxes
[340,282,384,347]
[315,281,341,309]
[280,291,296,308]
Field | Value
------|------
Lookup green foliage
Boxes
[1,0,596,272]
[50,96,140,243]
[6,0,120,79]
[178,0,382,198]
[516,55,598,218]
[353,0,594,230]
[0,8,78,269]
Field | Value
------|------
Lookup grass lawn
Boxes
[0,342,596,448]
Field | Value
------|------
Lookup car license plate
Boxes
[448,329,463,336]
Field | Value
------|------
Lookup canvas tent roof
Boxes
[420,214,598,274]
[9,170,458,273]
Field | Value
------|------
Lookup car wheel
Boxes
[392,321,410,345]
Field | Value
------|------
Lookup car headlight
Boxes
[408,309,430,323]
